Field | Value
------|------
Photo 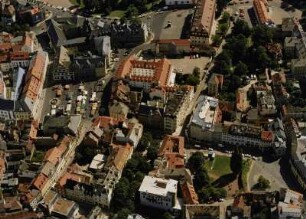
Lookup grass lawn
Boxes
[241,159,252,191]
[205,155,232,181]
[109,10,126,18]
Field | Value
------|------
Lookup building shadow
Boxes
[180,13,193,39]
[212,173,236,188]
[279,156,304,193]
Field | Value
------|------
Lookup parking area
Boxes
[40,80,105,122]
[227,1,255,27]
[168,56,211,74]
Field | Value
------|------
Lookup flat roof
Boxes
[139,176,177,197]
[190,95,218,130]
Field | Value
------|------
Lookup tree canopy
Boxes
[188,152,205,173]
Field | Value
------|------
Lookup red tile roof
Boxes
[116,56,173,87]
[261,130,274,142]
[10,51,29,60]
[181,181,199,204]
[159,135,184,156]
[253,0,270,24]
[92,116,121,128]
[154,39,191,46]
[32,173,48,191]
[44,147,63,165]
[112,143,133,171]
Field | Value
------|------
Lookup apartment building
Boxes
[139,176,181,213]
[0,98,14,120]
[190,0,216,46]
[278,188,303,219]
[0,32,38,72]
[257,90,277,116]
[221,123,273,149]
[20,51,49,120]
[52,46,73,81]
[108,101,129,120]
[116,56,175,91]
[154,39,191,55]
[188,95,221,142]
[109,21,148,48]
[164,86,194,133]
[59,143,134,208]
[180,181,199,205]
[150,135,186,179]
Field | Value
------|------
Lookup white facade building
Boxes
[188,95,219,142]
[139,176,181,212]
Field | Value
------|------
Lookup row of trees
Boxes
[81,0,160,18]
[188,152,227,203]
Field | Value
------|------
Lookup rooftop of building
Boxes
[111,143,133,172]
[159,135,184,157]
[116,56,173,87]
[164,89,190,116]
[139,176,177,196]
[190,95,219,130]
[191,0,216,35]
[228,123,262,138]
[253,0,271,24]
[52,198,76,217]
[208,73,224,85]
[32,172,48,191]
[180,181,199,204]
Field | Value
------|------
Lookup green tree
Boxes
[229,75,242,91]
[220,11,230,23]
[194,165,210,190]
[116,208,131,219]
[188,152,205,173]
[234,61,249,76]
[257,175,270,189]
[147,146,158,163]
[193,67,201,78]
[225,34,248,64]
[230,146,243,176]
[219,23,228,35]
[256,46,271,69]
[162,212,173,219]
[232,19,252,37]
[212,34,222,46]
[126,4,139,18]
[252,25,273,47]
[186,74,200,86]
